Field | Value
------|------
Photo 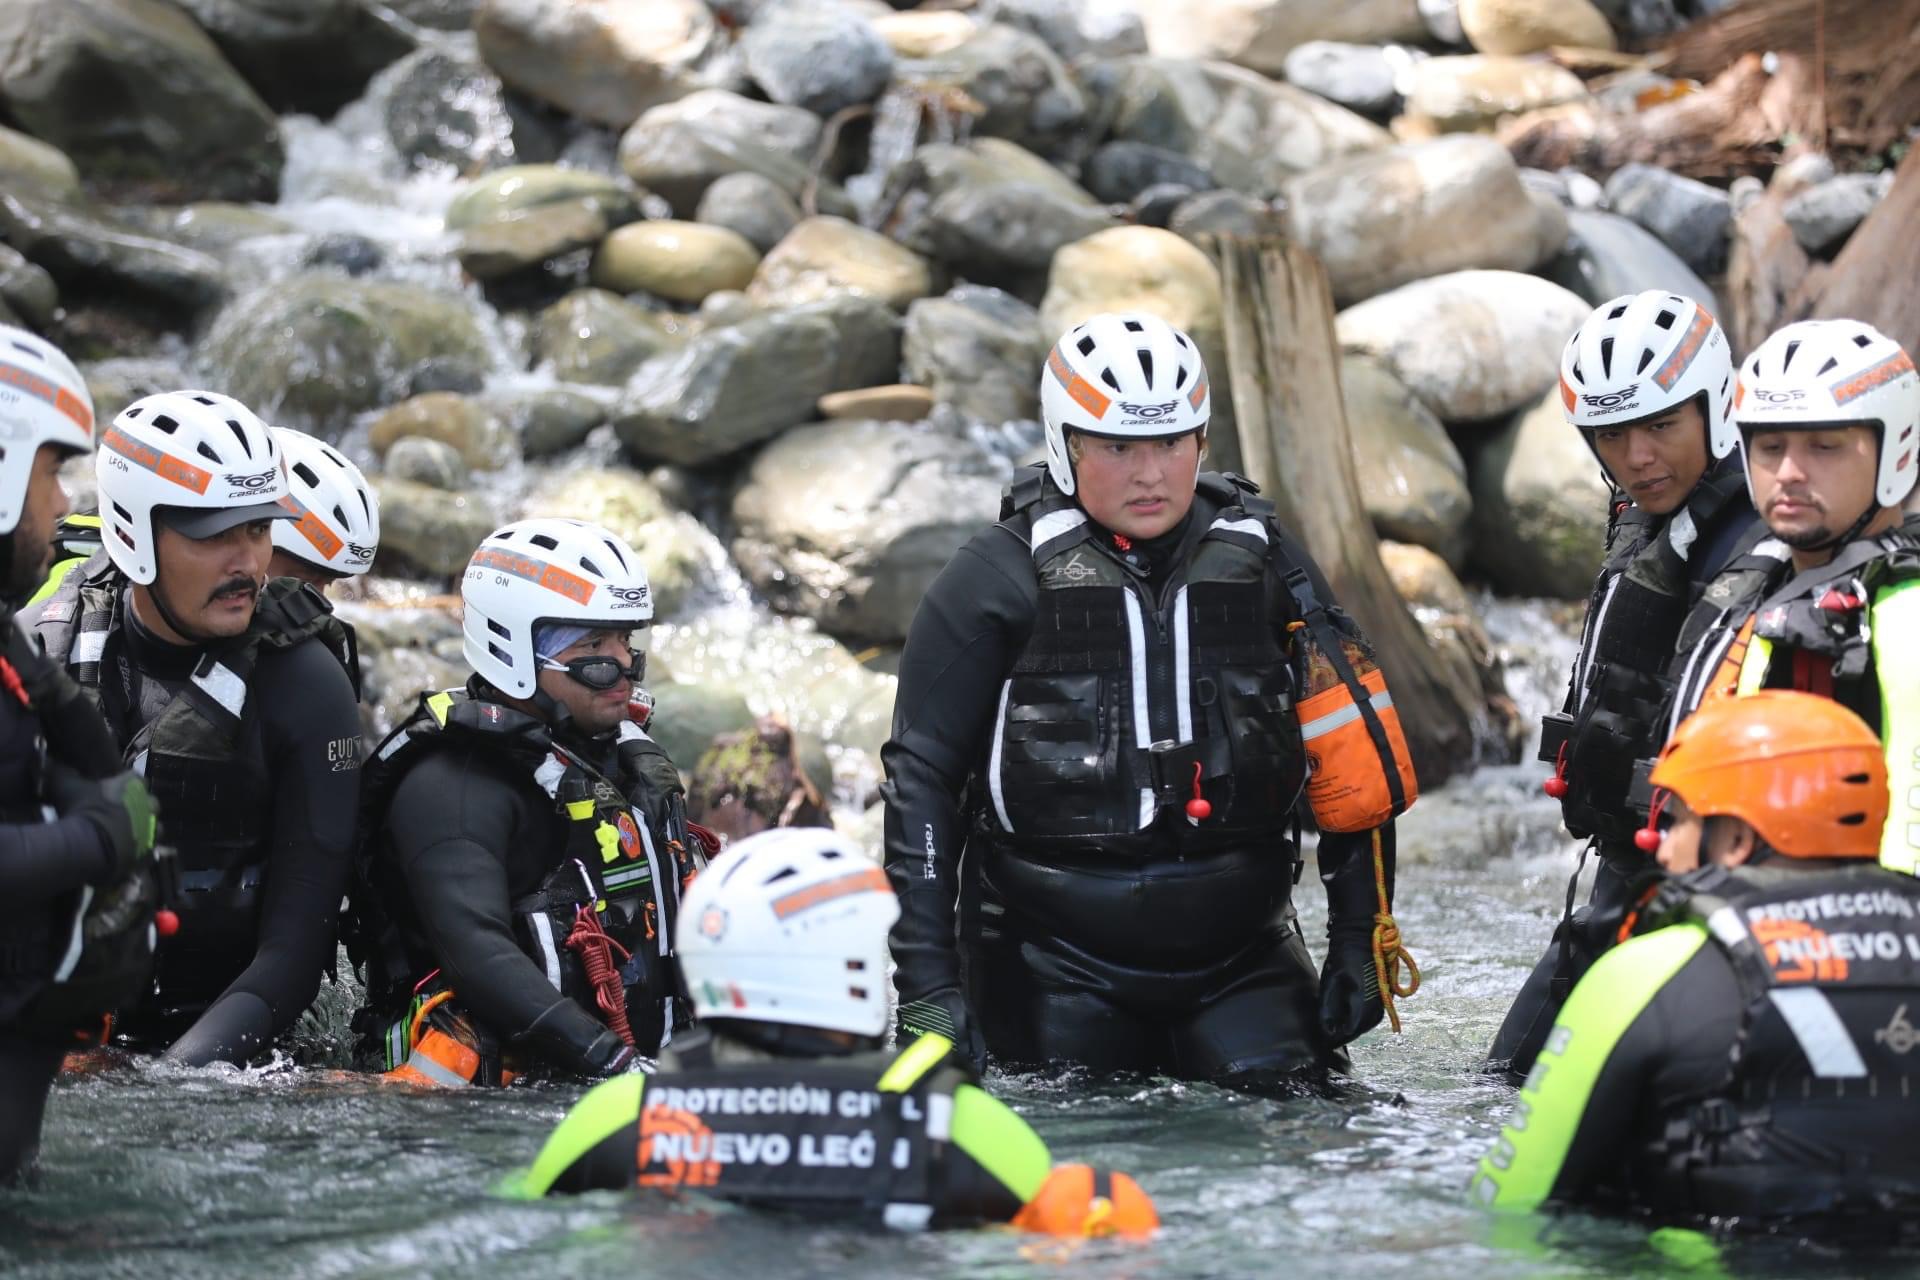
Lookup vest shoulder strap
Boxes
[998,464,1050,522]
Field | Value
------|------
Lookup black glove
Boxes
[46,763,157,887]
[1317,826,1408,1048]
[582,1029,640,1077]
[898,987,987,1072]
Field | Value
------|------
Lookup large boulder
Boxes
[908,138,1097,210]
[613,307,865,465]
[617,89,840,217]
[374,43,560,176]
[521,468,729,622]
[473,0,719,128]
[1603,163,1732,277]
[0,244,56,328]
[0,124,80,201]
[531,288,688,385]
[169,0,416,116]
[197,275,493,432]
[1083,142,1215,204]
[644,681,757,779]
[0,191,228,317]
[747,217,932,312]
[368,393,516,471]
[456,199,609,281]
[1401,54,1587,132]
[1470,383,1610,597]
[1283,135,1559,306]
[592,220,760,303]
[372,477,505,579]
[1108,57,1390,196]
[1457,0,1615,55]
[1335,269,1589,423]
[922,184,1119,288]
[480,386,610,458]
[0,0,283,201]
[903,286,1046,426]
[741,3,893,118]
[1544,209,1717,310]
[990,0,1148,59]
[1783,173,1886,257]
[1343,355,1472,565]
[1282,41,1405,118]
[694,172,803,255]
[1130,0,1425,74]
[731,418,1006,643]
[894,24,1086,158]
[444,164,637,232]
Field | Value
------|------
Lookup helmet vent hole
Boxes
[1843,772,1873,785]
[226,420,252,455]
[1100,369,1120,391]
[10,338,40,360]
[1076,335,1097,356]
[1174,366,1189,388]
[849,985,868,1000]
[764,868,798,883]
[578,555,602,578]
[1637,350,1655,373]
[1839,813,1867,826]
[196,442,220,463]
[487,618,510,639]
[529,533,559,550]
[357,491,372,520]
[1783,340,1802,368]
[1138,351,1154,383]
[1174,332,1191,349]
[1855,333,1874,348]
[192,395,216,405]
[151,414,179,433]
[1599,337,1615,377]
[488,641,512,666]
[293,462,320,488]
[1607,303,1628,319]
[1123,319,1143,332]
[1818,357,1840,376]
[845,957,865,969]
[1654,310,1676,329]
[330,505,348,527]
[603,541,628,572]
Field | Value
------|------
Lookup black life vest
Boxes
[1542,465,1755,843]
[31,554,347,1007]
[1629,862,1920,1218]
[349,684,702,1064]
[607,1029,978,1229]
[980,469,1307,859]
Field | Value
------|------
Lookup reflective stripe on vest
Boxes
[1872,579,1920,874]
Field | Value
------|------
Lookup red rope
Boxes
[566,906,637,1049]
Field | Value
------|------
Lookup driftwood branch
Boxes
[1207,235,1485,787]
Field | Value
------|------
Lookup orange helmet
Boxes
[1011,1164,1158,1240]
[1649,691,1887,859]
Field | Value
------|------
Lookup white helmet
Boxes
[1558,291,1737,471]
[97,391,291,585]
[0,324,93,537]
[677,827,898,1038]
[1040,312,1210,497]
[461,517,653,697]
[270,428,380,577]
[1734,319,1920,509]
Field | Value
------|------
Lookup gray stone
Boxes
[372,476,504,579]
[1728,175,1765,215]
[742,3,894,117]
[444,164,638,232]
[1401,54,1587,132]
[0,0,283,201]
[1344,355,1472,565]
[1109,56,1390,196]
[1587,0,1684,40]
[1335,269,1590,423]
[645,682,757,777]
[1130,183,1195,228]
[1469,383,1610,598]
[456,199,609,281]
[1283,41,1401,117]
[383,0,480,30]
[591,220,761,303]
[0,191,229,316]
[301,232,385,277]
[1283,135,1556,306]
[480,387,609,458]
[1782,174,1884,257]
[1771,150,1836,197]
[376,44,560,176]
[1603,162,1733,276]
[82,357,189,425]
[0,244,57,328]
[790,292,903,394]
[196,275,493,433]
[897,24,1087,158]
[731,417,1007,643]
[369,393,515,471]
[617,89,846,217]
[1084,141,1214,204]
[0,125,81,201]
[903,286,1046,426]
[748,216,932,311]
[990,0,1148,59]
[1544,209,1718,310]
[531,288,689,385]
[1418,0,1466,44]
[1130,0,1427,73]
[170,0,416,116]
[1169,189,1275,242]
[1562,167,1606,210]
[694,172,803,254]
[924,184,1120,284]
[152,203,296,254]
[910,138,1098,210]
[383,436,470,491]
[473,0,721,128]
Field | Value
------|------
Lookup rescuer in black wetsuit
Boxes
[885,313,1419,1082]
[0,325,159,1181]
[21,390,362,1067]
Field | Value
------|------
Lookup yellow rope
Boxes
[1370,827,1421,1032]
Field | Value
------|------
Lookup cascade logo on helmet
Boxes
[347,543,376,562]
[1118,401,1179,420]
[1580,385,1640,411]
[607,585,651,608]
[1751,389,1807,405]
[225,468,277,493]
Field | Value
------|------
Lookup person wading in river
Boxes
[511,826,1158,1240]
[23,390,360,1068]
[1473,692,1920,1234]
[1488,292,1755,1083]
[882,312,1419,1083]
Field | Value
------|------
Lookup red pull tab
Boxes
[154,909,180,937]
[1817,589,1863,612]
[1633,788,1668,853]
[1543,742,1569,799]
[1185,761,1212,821]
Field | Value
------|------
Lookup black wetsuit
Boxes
[886,489,1385,1079]
[380,728,643,1072]
[0,610,121,1181]
[25,594,364,1065]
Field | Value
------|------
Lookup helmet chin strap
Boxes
[1796,500,1883,558]
[145,575,227,648]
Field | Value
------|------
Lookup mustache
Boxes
[207,575,260,605]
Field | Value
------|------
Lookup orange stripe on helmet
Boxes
[1830,349,1917,406]
[770,866,889,920]
[1187,371,1208,412]
[278,494,345,560]
[1047,345,1112,420]
[1559,376,1576,413]
[0,362,92,434]
[100,425,212,495]
[1652,308,1713,391]
[470,546,596,604]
